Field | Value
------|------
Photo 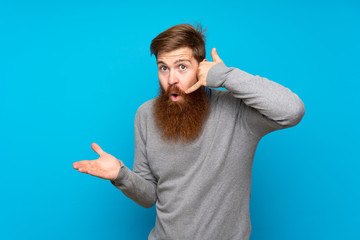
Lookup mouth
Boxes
[170,92,181,102]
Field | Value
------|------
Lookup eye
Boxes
[160,66,168,71]
[179,64,186,70]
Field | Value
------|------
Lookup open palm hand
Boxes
[73,143,121,181]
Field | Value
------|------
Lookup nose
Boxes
[168,70,179,86]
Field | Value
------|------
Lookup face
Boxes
[157,47,199,102]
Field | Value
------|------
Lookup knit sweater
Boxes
[111,63,305,240]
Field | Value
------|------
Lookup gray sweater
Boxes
[111,63,305,240]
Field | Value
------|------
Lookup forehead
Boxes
[157,47,195,63]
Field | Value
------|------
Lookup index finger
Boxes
[185,81,203,94]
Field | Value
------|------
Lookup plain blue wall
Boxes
[1,0,359,239]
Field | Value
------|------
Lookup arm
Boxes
[207,62,305,137]
[187,48,305,138]
[72,109,157,208]
[111,109,157,208]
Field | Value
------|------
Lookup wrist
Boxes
[111,160,124,181]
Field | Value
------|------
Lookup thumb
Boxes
[211,48,222,63]
[91,143,106,156]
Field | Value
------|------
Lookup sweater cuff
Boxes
[206,62,230,88]
[110,160,126,186]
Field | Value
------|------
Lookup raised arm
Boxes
[186,48,305,137]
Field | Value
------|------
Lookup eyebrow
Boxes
[157,58,192,65]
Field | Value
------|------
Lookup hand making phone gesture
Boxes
[185,48,224,94]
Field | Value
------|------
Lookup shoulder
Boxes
[135,98,156,122]
[137,98,156,113]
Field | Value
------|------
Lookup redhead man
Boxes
[73,24,305,240]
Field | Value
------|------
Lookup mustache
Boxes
[165,85,186,97]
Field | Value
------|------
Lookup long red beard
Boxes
[154,85,210,143]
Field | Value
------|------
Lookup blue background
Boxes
[1,0,359,239]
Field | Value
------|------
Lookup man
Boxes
[73,24,305,240]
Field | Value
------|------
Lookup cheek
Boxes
[184,71,198,88]
[158,74,168,90]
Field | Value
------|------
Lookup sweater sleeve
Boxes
[111,107,157,208]
[207,63,305,138]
